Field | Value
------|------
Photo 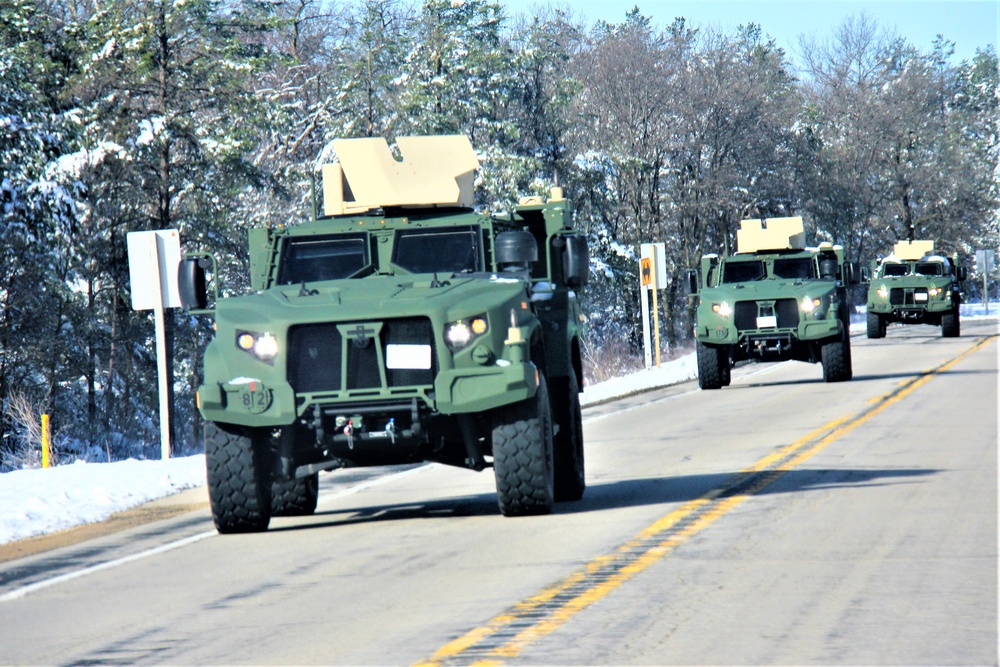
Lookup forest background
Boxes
[1,0,997,467]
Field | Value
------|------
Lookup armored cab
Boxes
[179,136,589,533]
[865,240,965,338]
[687,217,861,389]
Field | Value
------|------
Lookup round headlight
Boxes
[446,322,472,348]
[877,286,889,299]
[801,296,820,313]
[712,302,732,317]
[253,333,279,360]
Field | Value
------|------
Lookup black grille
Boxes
[734,299,799,330]
[775,299,799,328]
[288,324,343,393]
[734,302,757,330]
[889,288,927,306]
[288,318,436,394]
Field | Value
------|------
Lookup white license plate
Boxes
[756,315,777,328]
[386,344,432,369]
[915,293,928,301]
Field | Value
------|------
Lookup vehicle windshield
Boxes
[915,262,944,276]
[722,260,766,283]
[772,257,816,280]
[882,263,909,277]
[277,233,370,284]
[392,226,481,274]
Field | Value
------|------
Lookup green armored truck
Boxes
[178,135,589,533]
[865,240,966,338]
[687,217,860,389]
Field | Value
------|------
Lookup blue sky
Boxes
[498,1,997,66]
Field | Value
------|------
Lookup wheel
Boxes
[551,369,585,502]
[941,310,960,337]
[205,421,272,533]
[697,342,727,389]
[721,350,732,387]
[821,336,852,382]
[492,374,555,517]
[866,311,885,338]
[271,473,319,516]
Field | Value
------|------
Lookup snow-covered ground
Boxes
[2,302,996,547]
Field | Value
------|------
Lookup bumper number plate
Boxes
[387,344,432,369]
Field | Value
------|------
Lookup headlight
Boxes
[877,286,889,299]
[445,315,489,351]
[711,302,732,317]
[928,286,942,297]
[801,296,821,313]
[236,330,279,361]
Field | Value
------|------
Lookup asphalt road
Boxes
[1,320,996,666]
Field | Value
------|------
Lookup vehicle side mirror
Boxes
[956,266,968,281]
[562,234,589,288]
[178,254,215,312]
[685,268,699,294]
[860,266,870,283]
[819,258,839,280]
[843,261,862,285]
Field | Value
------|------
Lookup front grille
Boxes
[288,318,436,394]
[889,288,928,306]
[734,299,799,330]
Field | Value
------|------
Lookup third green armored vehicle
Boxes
[178,135,589,533]
[865,240,966,338]
[688,217,861,389]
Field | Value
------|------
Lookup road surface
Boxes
[1,321,996,665]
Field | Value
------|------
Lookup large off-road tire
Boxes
[551,369,585,503]
[821,337,852,383]
[271,473,319,516]
[941,310,960,338]
[697,342,728,390]
[205,421,272,534]
[866,311,886,338]
[492,375,555,517]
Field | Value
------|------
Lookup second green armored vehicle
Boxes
[865,240,966,338]
[178,135,589,533]
[688,217,860,389]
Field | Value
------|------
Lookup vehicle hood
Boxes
[214,274,528,330]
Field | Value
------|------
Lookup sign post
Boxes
[127,230,182,459]
[639,243,667,369]
[975,249,995,314]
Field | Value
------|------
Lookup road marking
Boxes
[415,334,996,667]
[0,466,428,603]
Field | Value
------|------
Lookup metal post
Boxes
[152,240,171,460]
[651,246,661,368]
[41,413,50,468]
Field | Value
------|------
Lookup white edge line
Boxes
[1,464,432,603]
[0,530,215,603]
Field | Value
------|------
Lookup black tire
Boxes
[205,421,272,534]
[821,337,852,383]
[551,369,585,503]
[721,350,732,387]
[866,311,885,338]
[271,473,319,516]
[941,310,960,337]
[492,375,555,517]
[697,342,727,390]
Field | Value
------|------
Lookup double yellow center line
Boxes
[415,335,995,667]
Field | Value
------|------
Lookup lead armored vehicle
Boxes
[178,135,588,533]
[865,240,965,338]
[688,217,860,389]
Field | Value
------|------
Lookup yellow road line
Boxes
[415,334,996,667]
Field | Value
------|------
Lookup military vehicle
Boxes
[865,240,965,338]
[687,217,860,389]
[178,135,589,533]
